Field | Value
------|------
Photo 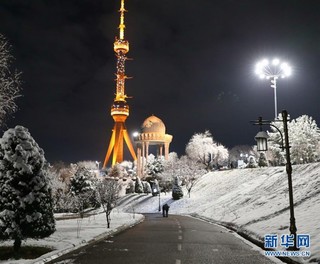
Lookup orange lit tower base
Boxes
[103,0,137,168]
[103,101,136,167]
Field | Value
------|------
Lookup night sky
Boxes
[1,0,320,164]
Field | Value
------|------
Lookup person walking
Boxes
[162,203,170,217]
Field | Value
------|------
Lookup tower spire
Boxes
[103,0,136,168]
[113,0,129,102]
[119,0,126,40]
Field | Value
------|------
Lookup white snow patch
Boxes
[0,211,143,264]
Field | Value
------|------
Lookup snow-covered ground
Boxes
[118,163,320,264]
[1,162,319,264]
[0,211,144,264]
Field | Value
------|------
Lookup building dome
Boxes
[141,115,166,134]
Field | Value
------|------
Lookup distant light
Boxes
[133,131,139,137]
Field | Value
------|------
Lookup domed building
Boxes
[134,115,173,176]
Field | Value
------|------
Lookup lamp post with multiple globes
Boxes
[255,58,292,120]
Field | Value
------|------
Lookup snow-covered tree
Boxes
[289,115,320,164]
[108,163,124,179]
[186,131,216,171]
[48,169,70,213]
[213,144,229,168]
[125,180,135,194]
[77,160,98,170]
[70,166,94,195]
[258,152,268,167]
[142,181,152,194]
[134,177,144,193]
[96,179,121,228]
[178,156,206,198]
[69,165,95,217]
[186,131,228,171]
[268,114,320,165]
[146,155,164,178]
[48,162,76,212]
[55,163,76,184]
[157,152,178,193]
[246,155,257,168]
[0,126,55,253]
[172,176,183,200]
[0,34,21,126]
[119,160,135,177]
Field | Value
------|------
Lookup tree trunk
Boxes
[13,237,21,257]
[106,211,111,228]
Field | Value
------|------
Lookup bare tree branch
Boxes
[96,178,121,228]
[0,34,22,127]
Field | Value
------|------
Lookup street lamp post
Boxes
[152,182,161,212]
[255,58,292,120]
[95,161,100,170]
[252,110,298,250]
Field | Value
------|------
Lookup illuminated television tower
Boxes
[103,0,137,168]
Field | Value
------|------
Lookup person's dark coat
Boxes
[162,203,170,217]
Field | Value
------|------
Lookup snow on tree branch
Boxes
[268,114,320,165]
[186,130,229,170]
[96,178,121,228]
[0,34,22,127]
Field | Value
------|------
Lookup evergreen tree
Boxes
[0,126,55,253]
[125,180,135,194]
[258,152,268,167]
[147,156,164,178]
[142,181,152,194]
[69,165,95,216]
[70,167,92,194]
[172,176,183,200]
[135,177,144,193]
[246,156,257,168]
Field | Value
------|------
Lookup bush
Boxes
[172,176,183,200]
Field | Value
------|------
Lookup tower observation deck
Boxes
[103,0,137,168]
